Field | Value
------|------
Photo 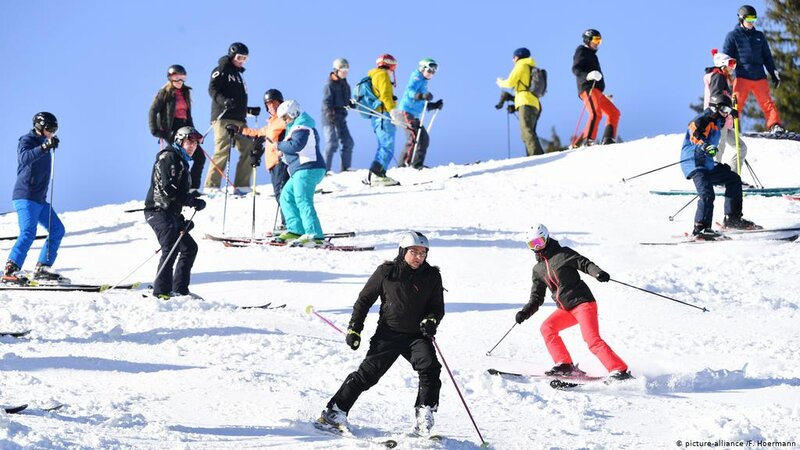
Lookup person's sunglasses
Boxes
[234,54,249,62]
[527,236,547,251]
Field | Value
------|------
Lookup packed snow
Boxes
[1,135,799,449]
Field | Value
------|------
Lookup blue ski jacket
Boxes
[681,109,724,179]
[278,112,326,175]
[398,69,430,118]
[13,131,52,203]
[723,24,776,81]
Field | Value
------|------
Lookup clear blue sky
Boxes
[0,0,769,212]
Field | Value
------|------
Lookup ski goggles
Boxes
[722,58,737,69]
[170,76,187,82]
[527,236,547,251]
[591,36,602,44]
[423,66,438,74]
[43,124,58,132]
[713,105,733,115]
[233,54,249,63]
[743,15,757,23]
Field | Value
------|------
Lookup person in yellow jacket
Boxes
[364,54,400,186]
[496,47,545,156]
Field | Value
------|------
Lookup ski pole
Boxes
[410,101,428,167]
[221,131,236,235]
[485,322,516,356]
[346,104,413,130]
[201,146,242,196]
[46,145,57,263]
[202,108,228,141]
[106,247,161,291]
[668,195,698,221]
[251,166,258,239]
[610,278,709,312]
[733,95,742,175]
[272,204,280,234]
[154,210,197,283]
[621,158,692,183]
[744,160,764,189]
[304,305,344,334]
[431,337,489,448]
[425,108,440,134]
[569,81,595,148]
[506,110,511,159]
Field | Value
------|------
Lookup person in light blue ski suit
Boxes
[395,58,443,169]
[3,112,67,284]
[272,100,328,247]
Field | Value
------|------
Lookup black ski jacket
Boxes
[144,145,192,215]
[350,257,445,335]
[148,85,195,140]
[519,239,603,319]
[208,56,248,123]
[572,45,605,95]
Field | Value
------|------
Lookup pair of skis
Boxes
[487,368,616,391]
[640,226,800,246]
[3,404,64,414]
[0,281,146,292]
[313,418,444,448]
[205,232,375,252]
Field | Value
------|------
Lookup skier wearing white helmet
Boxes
[703,49,747,171]
[322,57,355,172]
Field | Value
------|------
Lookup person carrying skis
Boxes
[204,42,255,191]
[680,94,761,240]
[2,112,67,284]
[236,88,289,232]
[318,231,444,436]
[515,224,631,382]
[395,58,443,168]
[144,126,207,298]
[148,64,206,192]
[703,50,748,171]
[496,48,544,156]
[723,5,785,134]
[365,54,400,187]
[572,29,620,146]
[267,100,328,247]
[322,58,355,173]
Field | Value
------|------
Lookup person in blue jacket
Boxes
[395,58,443,169]
[680,95,760,240]
[3,112,67,284]
[269,100,328,247]
[322,58,355,173]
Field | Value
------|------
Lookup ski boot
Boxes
[272,231,301,244]
[2,260,26,285]
[33,263,70,284]
[290,235,332,248]
[413,405,435,436]
[770,124,785,135]
[317,404,350,433]
[722,215,763,231]
[605,370,634,384]
[692,223,723,241]
[545,363,587,377]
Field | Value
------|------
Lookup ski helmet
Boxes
[582,29,602,44]
[174,126,202,145]
[228,42,249,57]
[33,112,58,133]
[709,94,733,109]
[712,52,736,70]
[333,57,350,70]
[167,64,187,77]
[418,58,438,73]
[263,88,284,105]
[398,231,429,259]
[276,100,302,120]
[376,53,397,71]
[513,48,531,59]
[526,224,549,251]
[738,5,757,21]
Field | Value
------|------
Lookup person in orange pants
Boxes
[515,224,631,382]
[572,29,621,146]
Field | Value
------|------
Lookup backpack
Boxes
[353,76,383,119]
[527,67,547,97]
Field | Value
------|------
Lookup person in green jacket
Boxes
[496,47,545,156]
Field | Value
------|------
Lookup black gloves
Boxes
[596,271,610,282]
[730,109,739,119]
[41,136,60,152]
[770,70,780,89]
[247,106,261,116]
[250,137,266,167]
[225,124,239,136]
[347,99,357,108]
[506,104,516,114]
[420,316,438,337]
[185,196,206,211]
[346,328,361,350]
[415,92,434,101]
[224,98,236,110]
[427,99,444,111]
[179,216,195,233]
[515,307,536,324]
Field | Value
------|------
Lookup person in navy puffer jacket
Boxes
[3,112,67,284]
[321,58,355,173]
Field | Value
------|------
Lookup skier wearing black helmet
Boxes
[148,64,206,190]
[572,29,620,146]
[204,42,255,191]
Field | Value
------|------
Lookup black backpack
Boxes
[527,67,547,97]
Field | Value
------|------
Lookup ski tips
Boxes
[304,305,314,314]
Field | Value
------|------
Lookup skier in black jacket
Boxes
[515,224,631,382]
[144,126,207,298]
[204,42,255,190]
[318,231,445,436]
[148,64,206,190]
[572,29,620,146]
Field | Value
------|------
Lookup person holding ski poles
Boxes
[395,58,443,169]
[572,29,620,146]
[496,47,544,156]
[2,112,67,284]
[267,100,328,247]
[365,53,400,187]
[681,94,761,240]
[144,126,207,299]
[322,58,355,173]
[235,88,289,232]
[515,224,631,382]
[204,42,255,191]
[318,231,444,436]
[703,51,748,171]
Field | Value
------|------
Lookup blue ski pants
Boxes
[370,115,396,173]
[323,115,354,172]
[8,199,65,268]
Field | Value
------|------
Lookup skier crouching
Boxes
[319,231,445,436]
[515,224,632,382]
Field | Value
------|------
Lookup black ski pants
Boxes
[691,164,742,228]
[144,210,198,296]
[270,161,290,228]
[328,326,442,413]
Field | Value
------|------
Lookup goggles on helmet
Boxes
[743,15,757,23]
[591,36,602,44]
[527,236,547,251]
[234,54,249,63]
[724,58,737,69]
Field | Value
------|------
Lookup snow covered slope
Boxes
[1,134,799,449]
